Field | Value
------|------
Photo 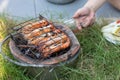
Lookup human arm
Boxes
[84,0,106,12]
[73,0,106,30]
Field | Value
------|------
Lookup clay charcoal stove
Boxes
[0,15,80,67]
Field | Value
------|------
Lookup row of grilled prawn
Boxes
[19,19,70,58]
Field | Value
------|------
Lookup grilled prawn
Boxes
[24,24,55,40]
[28,29,61,45]
[20,18,71,58]
[38,38,70,58]
[21,19,49,34]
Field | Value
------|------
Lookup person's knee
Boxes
[108,0,120,10]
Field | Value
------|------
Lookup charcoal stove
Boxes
[0,15,80,67]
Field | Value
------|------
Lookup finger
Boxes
[76,20,82,30]
[74,16,87,29]
[88,13,95,26]
[73,10,81,18]
[73,12,88,19]
[82,18,91,27]
[73,8,90,19]
[82,17,95,27]
[82,12,95,27]
[90,17,95,25]
[77,22,82,30]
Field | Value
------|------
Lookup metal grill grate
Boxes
[11,16,71,59]
[0,15,80,67]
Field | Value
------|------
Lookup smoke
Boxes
[0,0,9,13]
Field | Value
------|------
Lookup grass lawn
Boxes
[0,15,120,80]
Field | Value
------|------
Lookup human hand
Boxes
[73,7,95,30]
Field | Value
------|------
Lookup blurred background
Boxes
[0,0,120,19]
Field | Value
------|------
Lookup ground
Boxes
[0,15,120,80]
[0,0,120,80]
[1,0,120,18]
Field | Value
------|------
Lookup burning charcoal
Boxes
[34,53,41,59]
[21,49,26,54]
[25,48,30,55]
[11,33,27,45]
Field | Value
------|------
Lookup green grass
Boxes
[0,14,30,80]
[60,21,120,80]
[0,15,120,80]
